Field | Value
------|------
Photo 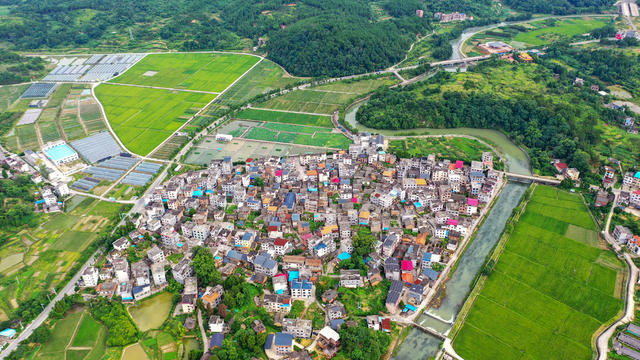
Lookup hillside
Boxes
[0,0,504,77]
[357,49,640,177]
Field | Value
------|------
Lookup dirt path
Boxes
[76,99,89,135]
[33,122,44,148]
[65,312,85,356]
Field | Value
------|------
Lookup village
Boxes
[67,133,503,359]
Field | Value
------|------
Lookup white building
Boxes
[82,266,99,287]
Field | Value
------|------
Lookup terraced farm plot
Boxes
[79,101,107,133]
[240,121,351,149]
[220,59,301,105]
[260,89,355,114]
[95,83,214,155]
[38,120,62,143]
[37,310,108,360]
[453,185,624,360]
[150,134,189,160]
[111,53,259,92]
[186,137,321,164]
[16,124,39,149]
[237,108,333,127]
[60,110,86,140]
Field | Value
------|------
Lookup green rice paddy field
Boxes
[110,53,259,92]
[453,185,624,360]
[95,83,214,155]
[236,108,333,127]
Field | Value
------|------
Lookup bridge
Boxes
[410,321,447,340]
[503,172,561,185]
[430,55,491,67]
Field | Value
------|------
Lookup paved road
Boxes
[0,252,100,359]
[197,309,208,354]
[596,191,637,359]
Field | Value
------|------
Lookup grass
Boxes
[513,18,608,46]
[71,314,103,348]
[388,137,494,164]
[220,59,301,105]
[338,281,390,316]
[95,83,214,155]
[111,53,259,92]
[38,311,83,356]
[262,122,332,134]
[0,84,29,113]
[236,108,333,127]
[453,185,624,360]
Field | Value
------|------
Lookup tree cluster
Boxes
[89,297,139,346]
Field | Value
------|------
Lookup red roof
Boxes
[274,238,288,246]
[268,226,278,232]
[467,198,479,206]
[455,160,464,169]
[633,189,640,195]
[555,162,568,170]
[447,219,459,226]
[246,158,253,163]
[381,318,391,331]
[275,170,283,176]
[351,197,358,203]
[332,177,340,183]
[402,272,413,283]
[401,260,414,271]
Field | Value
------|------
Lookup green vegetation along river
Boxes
[344,102,531,175]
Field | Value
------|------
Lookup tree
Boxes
[192,247,222,286]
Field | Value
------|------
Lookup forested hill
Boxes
[0,0,499,77]
[356,47,639,176]
[502,0,613,15]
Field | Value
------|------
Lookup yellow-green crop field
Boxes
[95,83,214,155]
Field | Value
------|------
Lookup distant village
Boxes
[75,133,503,358]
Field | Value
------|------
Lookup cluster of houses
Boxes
[77,134,504,358]
[0,151,69,212]
[434,12,473,22]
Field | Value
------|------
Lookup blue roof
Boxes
[210,333,224,348]
[35,199,45,204]
[292,213,300,221]
[414,202,423,208]
[423,268,440,281]
[273,333,293,346]
[314,243,327,250]
[635,171,640,179]
[422,252,432,262]
[0,329,16,338]
[288,271,299,281]
[284,192,296,209]
[337,252,351,261]
[290,279,312,290]
[192,190,203,197]
[242,232,253,241]
[264,334,274,350]
[330,319,344,330]
[274,332,293,346]
[405,304,417,311]
[132,285,149,295]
